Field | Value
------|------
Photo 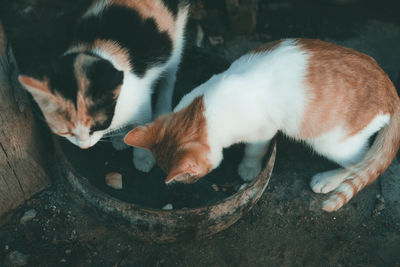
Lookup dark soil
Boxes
[1,0,400,266]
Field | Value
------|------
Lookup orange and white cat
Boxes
[124,39,400,212]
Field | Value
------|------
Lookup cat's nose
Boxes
[77,138,91,149]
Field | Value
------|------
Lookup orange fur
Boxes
[74,54,93,127]
[298,39,398,138]
[19,55,119,136]
[93,40,131,70]
[296,39,400,211]
[127,38,400,211]
[67,40,131,70]
[125,96,212,183]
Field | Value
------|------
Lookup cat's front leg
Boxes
[154,64,178,118]
[132,100,156,172]
[310,169,349,194]
[111,133,129,151]
[133,147,156,172]
[238,140,270,181]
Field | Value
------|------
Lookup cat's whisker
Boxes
[97,139,112,143]
[103,133,124,138]
[103,125,134,137]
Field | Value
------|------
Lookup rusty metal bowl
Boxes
[54,138,276,243]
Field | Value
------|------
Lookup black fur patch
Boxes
[74,5,173,77]
[48,54,79,105]
[86,59,124,132]
[160,0,180,15]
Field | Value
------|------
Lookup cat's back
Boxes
[238,38,399,138]
[296,38,397,99]
[295,38,399,138]
[71,0,189,75]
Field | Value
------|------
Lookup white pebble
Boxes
[211,184,219,191]
[162,204,173,210]
[105,172,123,190]
[20,209,37,224]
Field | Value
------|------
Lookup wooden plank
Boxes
[0,20,51,217]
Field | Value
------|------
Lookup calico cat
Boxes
[18,0,190,172]
[124,39,400,212]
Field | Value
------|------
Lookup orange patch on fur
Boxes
[343,179,358,196]
[125,96,212,183]
[19,76,51,95]
[19,75,75,133]
[112,0,176,37]
[67,41,130,71]
[336,192,347,207]
[298,39,400,211]
[92,40,131,70]
[298,38,399,139]
[74,54,94,127]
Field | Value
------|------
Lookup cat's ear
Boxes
[18,75,51,96]
[165,157,201,184]
[124,125,154,149]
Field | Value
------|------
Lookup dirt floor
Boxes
[1,0,400,266]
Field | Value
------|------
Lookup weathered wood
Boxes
[0,20,51,217]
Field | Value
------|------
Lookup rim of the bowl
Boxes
[53,135,276,215]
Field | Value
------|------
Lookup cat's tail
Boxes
[322,105,400,212]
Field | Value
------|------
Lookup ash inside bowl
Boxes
[60,140,246,209]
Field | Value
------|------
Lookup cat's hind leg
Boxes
[310,169,352,194]
[310,128,370,194]
[310,114,388,196]
[309,114,391,211]
[238,140,271,181]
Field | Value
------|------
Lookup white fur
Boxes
[238,140,270,181]
[71,1,189,171]
[308,114,390,166]
[100,5,189,130]
[310,169,349,194]
[310,114,390,194]
[174,39,391,186]
[175,39,309,171]
[83,0,110,17]
[154,5,189,117]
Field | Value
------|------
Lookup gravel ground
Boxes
[1,0,400,266]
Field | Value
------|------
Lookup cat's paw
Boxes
[310,169,347,194]
[321,181,356,212]
[133,147,155,173]
[111,136,129,151]
[238,160,262,181]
